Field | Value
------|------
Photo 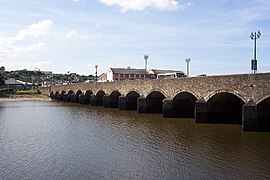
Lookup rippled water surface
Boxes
[0,101,270,179]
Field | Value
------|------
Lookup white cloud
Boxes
[0,19,53,59]
[100,0,181,11]
[15,19,53,41]
[185,2,193,6]
[13,42,45,54]
[65,30,87,40]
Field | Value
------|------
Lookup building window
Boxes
[136,75,139,78]
[115,74,118,78]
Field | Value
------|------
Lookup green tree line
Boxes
[0,66,94,85]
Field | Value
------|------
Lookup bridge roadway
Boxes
[48,73,270,132]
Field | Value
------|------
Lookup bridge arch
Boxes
[71,90,82,103]
[50,91,55,99]
[126,89,142,97]
[108,91,121,108]
[146,89,167,99]
[172,90,199,100]
[54,91,60,101]
[61,90,71,102]
[146,90,166,114]
[126,91,140,110]
[85,90,92,96]
[206,92,245,124]
[205,89,247,103]
[257,95,270,105]
[79,90,93,104]
[173,91,198,118]
[95,90,105,106]
[256,96,270,131]
[68,90,74,95]
[76,90,82,95]
[57,91,65,101]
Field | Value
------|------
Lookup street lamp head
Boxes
[185,58,191,63]
[144,54,149,60]
[95,65,98,69]
[257,31,261,38]
[250,32,254,40]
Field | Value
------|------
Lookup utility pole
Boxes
[185,58,191,77]
[250,31,261,73]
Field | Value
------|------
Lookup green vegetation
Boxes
[0,66,94,85]
[0,89,42,98]
[14,90,41,95]
[0,66,6,85]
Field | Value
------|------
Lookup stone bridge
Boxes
[49,73,270,132]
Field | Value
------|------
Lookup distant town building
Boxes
[2,78,33,90]
[97,73,108,82]
[68,73,78,84]
[106,67,185,82]
[107,67,150,82]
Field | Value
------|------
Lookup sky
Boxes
[0,0,269,76]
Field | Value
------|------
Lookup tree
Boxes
[0,66,6,85]
[0,66,5,72]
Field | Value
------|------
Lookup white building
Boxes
[107,67,151,82]
[106,67,185,82]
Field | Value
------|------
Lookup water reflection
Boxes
[0,101,269,179]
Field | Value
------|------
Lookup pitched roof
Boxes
[110,68,148,75]
[5,78,24,85]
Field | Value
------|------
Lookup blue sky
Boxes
[0,0,269,76]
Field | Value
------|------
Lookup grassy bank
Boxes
[0,89,51,101]
[14,90,41,95]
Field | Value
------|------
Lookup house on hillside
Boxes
[3,78,27,90]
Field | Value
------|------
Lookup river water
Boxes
[0,101,269,179]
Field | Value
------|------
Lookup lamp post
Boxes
[144,54,149,70]
[250,31,261,73]
[67,71,70,84]
[95,65,98,82]
[185,58,191,77]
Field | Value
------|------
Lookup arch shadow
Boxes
[173,92,198,118]
[206,92,245,124]
[126,91,140,110]
[257,97,270,131]
[145,91,166,114]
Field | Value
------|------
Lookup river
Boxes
[0,101,269,179]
